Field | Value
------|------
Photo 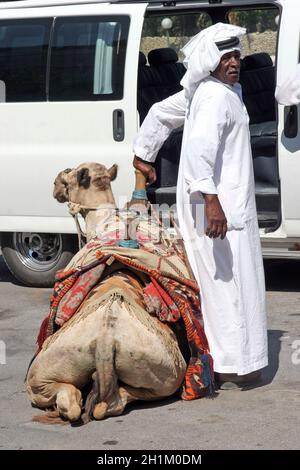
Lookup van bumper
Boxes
[262,238,300,259]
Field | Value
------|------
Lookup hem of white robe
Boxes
[213,356,268,376]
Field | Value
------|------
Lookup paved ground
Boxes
[0,256,299,450]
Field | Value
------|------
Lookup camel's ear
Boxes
[108,164,118,181]
[77,167,91,189]
[53,168,72,203]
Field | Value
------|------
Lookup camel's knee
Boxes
[27,387,55,409]
[26,373,56,408]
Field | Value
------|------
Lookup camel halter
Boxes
[68,170,148,250]
[67,202,119,250]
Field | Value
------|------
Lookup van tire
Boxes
[1,232,77,287]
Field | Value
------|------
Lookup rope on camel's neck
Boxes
[67,202,118,250]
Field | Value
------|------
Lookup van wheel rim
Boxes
[13,232,63,272]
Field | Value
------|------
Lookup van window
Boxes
[49,16,129,101]
[228,8,279,63]
[141,12,212,61]
[0,19,51,102]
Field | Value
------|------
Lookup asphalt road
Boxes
[0,255,299,450]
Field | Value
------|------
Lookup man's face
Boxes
[212,50,241,85]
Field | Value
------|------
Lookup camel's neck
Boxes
[83,190,116,241]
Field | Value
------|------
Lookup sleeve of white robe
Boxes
[133,90,186,162]
[275,63,300,105]
[184,91,230,195]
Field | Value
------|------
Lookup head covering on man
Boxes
[180,22,247,104]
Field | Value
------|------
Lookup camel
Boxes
[26,162,212,424]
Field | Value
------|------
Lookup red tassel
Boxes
[36,316,50,350]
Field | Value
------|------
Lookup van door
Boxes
[0,2,147,286]
[276,0,300,238]
[0,2,147,233]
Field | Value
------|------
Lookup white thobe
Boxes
[275,63,300,105]
[134,76,268,375]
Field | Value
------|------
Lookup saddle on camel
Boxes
[26,162,214,424]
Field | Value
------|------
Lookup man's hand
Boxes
[203,194,227,239]
[133,156,157,186]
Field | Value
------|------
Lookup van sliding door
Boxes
[0,2,147,234]
[276,3,300,237]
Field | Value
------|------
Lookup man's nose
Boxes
[229,57,240,67]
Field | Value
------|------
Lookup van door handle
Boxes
[113,109,124,142]
[284,105,298,139]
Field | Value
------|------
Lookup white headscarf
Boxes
[180,22,247,104]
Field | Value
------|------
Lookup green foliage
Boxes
[143,8,278,38]
[143,13,212,38]
[229,9,278,32]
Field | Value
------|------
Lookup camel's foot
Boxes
[93,402,109,420]
[92,385,158,421]
[56,384,82,421]
[92,390,127,420]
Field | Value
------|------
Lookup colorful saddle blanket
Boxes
[37,210,215,400]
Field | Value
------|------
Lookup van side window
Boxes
[49,16,129,101]
[0,19,51,102]
[227,8,278,61]
[141,12,212,60]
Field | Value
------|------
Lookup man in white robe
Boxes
[133,23,268,388]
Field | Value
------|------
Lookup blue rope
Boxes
[118,239,139,249]
[132,189,147,200]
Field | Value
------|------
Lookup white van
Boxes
[0,0,299,286]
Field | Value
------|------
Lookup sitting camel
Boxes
[26,162,213,424]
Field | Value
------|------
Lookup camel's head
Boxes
[53,162,118,208]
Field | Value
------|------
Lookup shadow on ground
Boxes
[0,255,22,285]
[242,328,284,391]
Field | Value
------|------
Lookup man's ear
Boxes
[77,167,91,189]
[108,164,118,181]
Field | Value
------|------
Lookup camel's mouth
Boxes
[55,193,67,203]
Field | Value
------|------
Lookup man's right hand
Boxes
[133,156,157,186]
